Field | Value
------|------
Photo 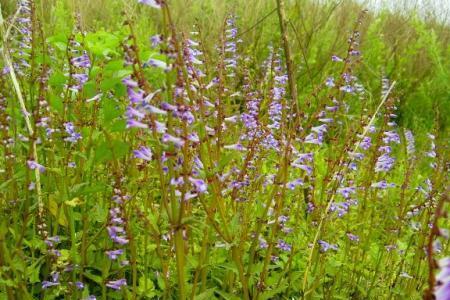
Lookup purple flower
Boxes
[319,118,333,123]
[340,85,354,93]
[259,237,268,249]
[113,236,129,245]
[329,201,351,217]
[318,240,338,252]
[325,77,335,87]
[107,226,124,238]
[126,119,149,129]
[42,272,60,289]
[189,177,207,193]
[186,133,199,143]
[371,180,386,189]
[435,257,450,300]
[382,131,400,144]
[106,249,124,260]
[138,0,161,9]
[348,152,364,161]
[359,136,371,150]
[304,132,322,145]
[294,153,314,164]
[286,178,304,190]
[326,105,338,112]
[150,34,162,48]
[122,77,138,88]
[71,52,91,68]
[127,87,145,103]
[346,233,359,242]
[337,186,356,199]
[375,153,395,172]
[133,146,152,161]
[331,55,343,62]
[146,104,168,115]
[45,236,61,247]
[106,278,127,290]
[153,120,167,133]
[162,133,184,147]
[27,160,45,173]
[126,106,146,119]
[278,215,289,223]
[170,177,184,186]
[276,239,292,252]
[379,145,391,153]
[42,280,59,289]
[145,58,170,71]
[107,225,128,244]
[63,122,82,143]
[312,124,327,133]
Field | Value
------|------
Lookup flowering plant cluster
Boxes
[0,0,447,299]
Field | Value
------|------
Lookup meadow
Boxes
[0,0,448,299]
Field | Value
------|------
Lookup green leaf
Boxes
[94,139,130,163]
[137,277,156,297]
[85,31,121,57]
[83,271,103,284]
